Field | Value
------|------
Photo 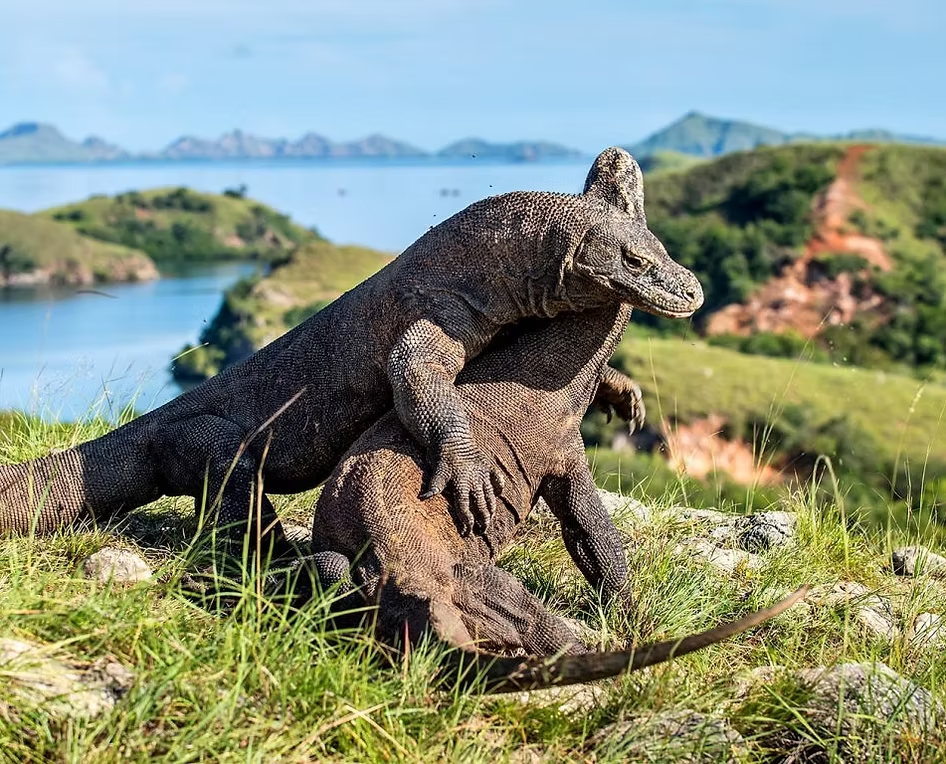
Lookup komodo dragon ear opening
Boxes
[582,146,646,219]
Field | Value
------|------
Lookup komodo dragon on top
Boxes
[0,147,702,553]
[308,299,808,692]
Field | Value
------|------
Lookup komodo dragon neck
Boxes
[392,191,611,324]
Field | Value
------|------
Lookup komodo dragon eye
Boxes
[621,248,646,269]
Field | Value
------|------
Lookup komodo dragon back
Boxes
[450,585,810,693]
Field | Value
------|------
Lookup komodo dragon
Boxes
[0,147,702,553]
[309,301,808,692]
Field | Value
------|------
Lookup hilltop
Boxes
[42,186,319,264]
[0,123,128,164]
[436,138,583,161]
[0,210,157,287]
[627,111,944,158]
[155,130,428,160]
[0,122,583,165]
[171,239,393,382]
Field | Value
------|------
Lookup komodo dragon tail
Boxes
[451,585,809,694]
[0,425,159,535]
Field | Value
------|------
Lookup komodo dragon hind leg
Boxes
[160,416,290,567]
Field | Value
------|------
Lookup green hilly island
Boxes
[43,186,318,264]
[172,239,393,381]
[0,210,157,287]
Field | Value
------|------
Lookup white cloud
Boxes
[156,73,189,95]
[49,49,111,93]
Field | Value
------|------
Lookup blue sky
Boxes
[0,0,943,152]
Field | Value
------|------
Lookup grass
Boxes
[0,210,155,283]
[613,332,946,475]
[2,412,946,761]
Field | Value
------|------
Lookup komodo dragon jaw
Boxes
[449,585,810,694]
[571,147,704,319]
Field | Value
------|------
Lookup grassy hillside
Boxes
[43,186,319,264]
[643,143,845,314]
[0,210,157,286]
[1,413,945,759]
[172,240,393,382]
[585,331,946,538]
[637,150,705,175]
[641,143,946,376]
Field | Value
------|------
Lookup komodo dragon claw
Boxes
[449,585,810,693]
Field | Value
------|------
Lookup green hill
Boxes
[629,112,790,158]
[171,239,393,382]
[585,332,946,531]
[42,187,319,264]
[0,210,157,286]
[628,112,944,159]
[637,150,705,175]
[639,142,946,376]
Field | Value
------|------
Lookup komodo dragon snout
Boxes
[571,147,704,318]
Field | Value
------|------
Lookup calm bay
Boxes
[0,158,587,418]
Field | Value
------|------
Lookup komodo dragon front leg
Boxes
[389,316,643,538]
[592,365,646,434]
[540,452,634,613]
[388,315,506,537]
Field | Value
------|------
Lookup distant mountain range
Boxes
[0,123,581,165]
[0,113,942,166]
[625,111,944,158]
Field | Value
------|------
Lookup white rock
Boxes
[0,638,133,719]
[684,538,762,573]
[910,612,946,649]
[892,546,946,577]
[83,546,152,583]
[809,582,897,641]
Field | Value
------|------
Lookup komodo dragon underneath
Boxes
[308,301,808,692]
[0,147,702,553]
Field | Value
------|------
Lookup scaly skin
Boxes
[0,147,702,551]
[309,304,808,691]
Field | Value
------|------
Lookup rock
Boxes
[0,638,133,720]
[510,683,605,714]
[809,582,897,640]
[910,612,946,649]
[82,546,152,583]
[796,662,942,735]
[673,508,797,552]
[595,489,650,522]
[736,511,796,552]
[734,662,942,756]
[892,546,946,577]
[590,709,745,762]
[282,522,312,545]
[684,538,762,574]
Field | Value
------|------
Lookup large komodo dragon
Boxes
[0,147,702,552]
[309,302,809,692]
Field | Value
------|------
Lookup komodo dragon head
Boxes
[567,146,704,319]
